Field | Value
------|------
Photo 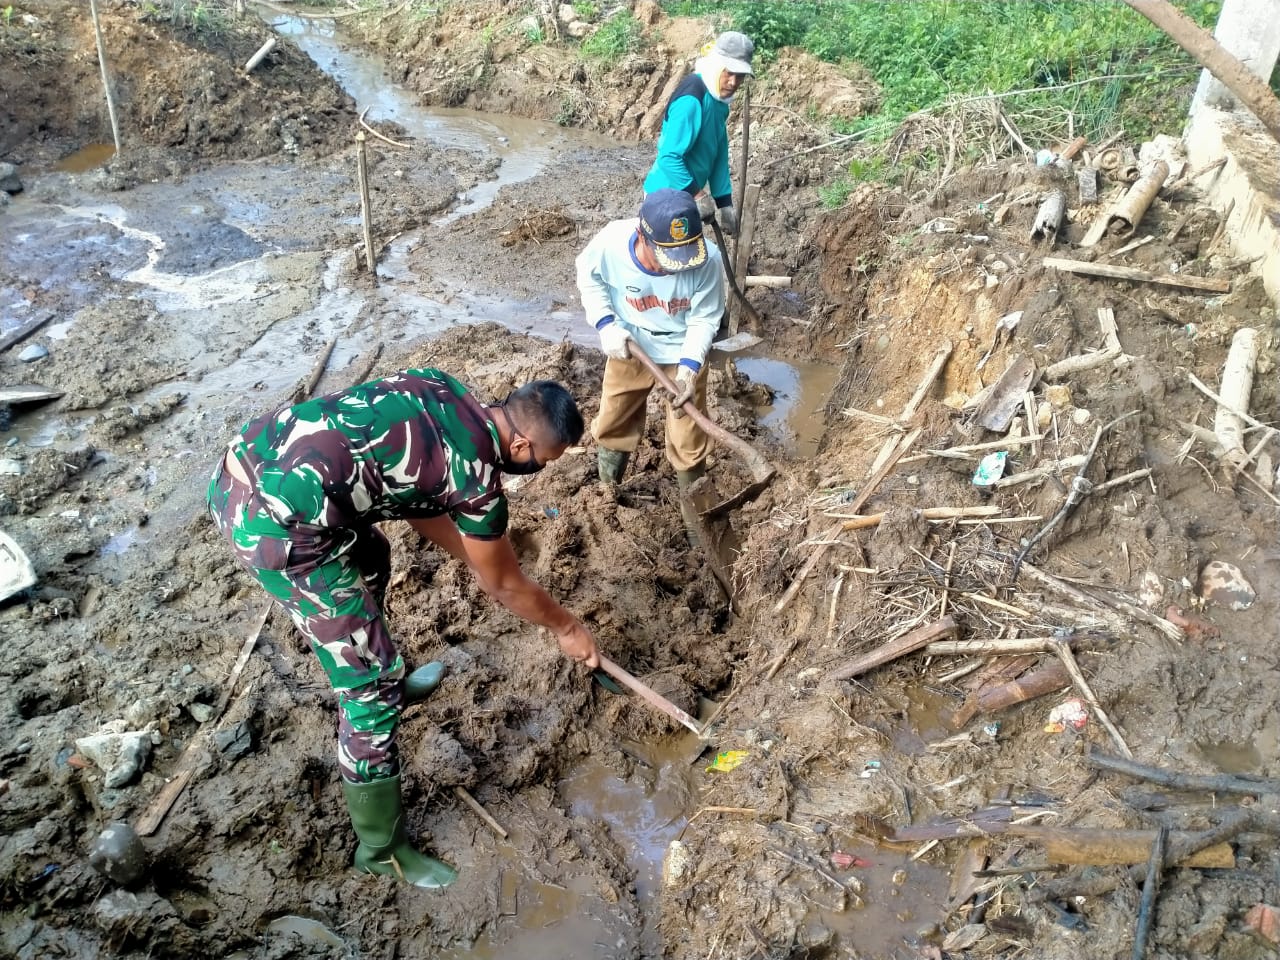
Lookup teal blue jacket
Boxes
[642,73,733,208]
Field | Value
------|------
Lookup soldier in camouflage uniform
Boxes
[207,369,598,888]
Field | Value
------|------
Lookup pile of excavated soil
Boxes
[2,2,1278,959]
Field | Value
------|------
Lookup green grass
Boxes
[580,9,643,61]
[660,1,1220,143]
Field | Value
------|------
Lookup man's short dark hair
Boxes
[507,381,584,446]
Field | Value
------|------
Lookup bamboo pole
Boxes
[356,133,376,275]
[88,0,122,153]
[838,505,1002,531]
[728,183,761,336]
[1214,327,1259,468]
[243,36,277,75]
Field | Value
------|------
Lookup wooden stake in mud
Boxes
[88,0,122,153]
[1132,827,1168,960]
[356,132,377,275]
[454,786,509,840]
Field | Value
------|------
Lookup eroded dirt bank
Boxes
[3,2,1280,959]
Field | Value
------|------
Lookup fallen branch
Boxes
[773,427,922,614]
[827,616,958,681]
[991,454,1088,489]
[1132,827,1168,960]
[1085,749,1280,797]
[900,434,1044,464]
[1051,637,1132,758]
[925,636,1107,657]
[135,604,270,836]
[836,505,1002,531]
[1043,256,1231,294]
[1213,328,1260,469]
[1017,562,1185,643]
[454,786,509,839]
[358,105,410,150]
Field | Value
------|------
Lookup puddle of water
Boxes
[272,15,612,224]
[54,143,117,173]
[735,354,840,456]
[820,849,951,957]
[100,526,139,557]
[1197,738,1262,775]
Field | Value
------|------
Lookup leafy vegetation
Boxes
[580,9,643,61]
[661,1,1221,200]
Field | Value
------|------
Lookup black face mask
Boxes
[498,404,544,475]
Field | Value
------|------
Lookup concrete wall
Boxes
[1185,0,1280,308]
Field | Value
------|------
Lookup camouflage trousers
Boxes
[207,450,407,784]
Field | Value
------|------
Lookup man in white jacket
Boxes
[575,189,727,541]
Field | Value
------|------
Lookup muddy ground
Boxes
[2,2,1279,959]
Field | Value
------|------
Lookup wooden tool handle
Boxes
[597,655,703,736]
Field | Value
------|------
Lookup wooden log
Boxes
[1133,827,1168,960]
[1096,160,1169,242]
[899,434,1044,465]
[1086,749,1280,797]
[925,636,1105,657]
[1044,349,1122,380]
[243,35,277,75]
[728,182,761,336]
[356,133,376,274]
[1214,328,1259,469]
[827,616,957,681]
[1030,190,1066,242]
[949,660,1071,728]
[1043,256,1230,294]
[294,335,338,402]
[1012,825,1229,869]
[838,505,1002,531]
[744,275,792,288]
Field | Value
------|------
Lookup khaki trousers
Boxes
[592,356,710,471]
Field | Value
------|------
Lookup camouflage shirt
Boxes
[230,368,508,539]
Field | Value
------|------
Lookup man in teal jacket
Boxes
[642,31,754,235]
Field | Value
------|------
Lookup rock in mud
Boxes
[663,839,694,887]
[1197,560,1255,610]
[88,823,147,884]
[213,718,255,761]
[74,722,154,788]
[0,161,21,193]
[18,344,48,363]
[93,889,181,948]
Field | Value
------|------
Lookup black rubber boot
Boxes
[676,462,707,547]
[342,775,457,889]
[597,446,631,485]
[404,662,444,704]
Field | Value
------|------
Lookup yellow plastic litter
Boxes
[705,750,749,773]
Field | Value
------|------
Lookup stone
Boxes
[0,459,21,476]
[88,822,147,884]
[1045,384,1072,409]
[213,719,254,761]
[557,3,575,23]
[663,839,695,887]
[1036,400,1053,428]
[1070,407,1092,425]
[566,20,591,38]
[1138,571,1164,610]
[0,161,22,194]
[75,722,153,788]
[187,702,215,723]
[18,344,48,362]
[1197,560,1255,610]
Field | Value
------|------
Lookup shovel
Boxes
[628,341,777,517]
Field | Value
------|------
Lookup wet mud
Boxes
[3,2,1279,959]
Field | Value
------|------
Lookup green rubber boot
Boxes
[342,775,458,889]
[676,463,707,548]
[404,662,445,704]
[597,446,631,485]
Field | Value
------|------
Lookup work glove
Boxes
[598,321,632,360]
[670,365,697,418]
[717,203,739,237]
[695,192,717,222]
